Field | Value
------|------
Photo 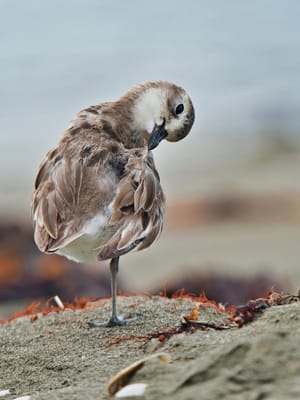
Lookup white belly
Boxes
[56,213,110,263]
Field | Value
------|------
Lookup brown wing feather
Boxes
[97,150,165,261]
[40,190,58,239]
[32,128,125,256]
[135,170,156,212]
[54,159,76,207]
[32,154,82,252]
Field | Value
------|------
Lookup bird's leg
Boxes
[108,256,124,325]
[88,257,136,328]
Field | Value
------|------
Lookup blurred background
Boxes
[0,0,299,317]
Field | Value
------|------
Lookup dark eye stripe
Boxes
[175,104,184,115]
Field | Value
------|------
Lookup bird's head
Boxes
[131,81,195,150]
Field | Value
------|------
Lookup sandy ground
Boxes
[0,295,299,400]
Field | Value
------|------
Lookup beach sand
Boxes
[0,294,299,399]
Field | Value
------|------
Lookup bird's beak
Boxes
[148,119,168,150]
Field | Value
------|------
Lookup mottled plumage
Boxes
[32,81,194,326]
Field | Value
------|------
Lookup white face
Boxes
[134,87,166,133]
[133,86,194,143]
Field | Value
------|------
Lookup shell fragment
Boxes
[107,352,171,395]
[115,383,148,398]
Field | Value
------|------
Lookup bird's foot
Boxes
[88,315,137,328]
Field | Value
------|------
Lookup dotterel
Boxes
[32,81,195,326]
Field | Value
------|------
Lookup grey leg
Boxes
[108,257,124,325]
[88,257,136,328]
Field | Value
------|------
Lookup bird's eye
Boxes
[175,104,184,115]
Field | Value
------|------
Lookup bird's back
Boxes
[32,107,165,263]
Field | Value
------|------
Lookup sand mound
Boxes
[0,295,299,399]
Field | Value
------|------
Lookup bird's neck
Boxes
[101,99,149,149]
[107,87,165,149]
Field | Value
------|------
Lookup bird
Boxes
[32,81,195,327]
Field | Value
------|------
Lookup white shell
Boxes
[14,397,31,400]
[54,295,64,309]
[0,390,10,397]
[115,383,148,398]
